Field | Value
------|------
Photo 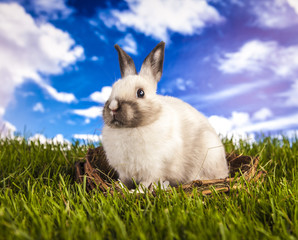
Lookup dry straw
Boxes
[75,146,266,196]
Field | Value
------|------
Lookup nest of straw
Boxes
[74,146,265,195]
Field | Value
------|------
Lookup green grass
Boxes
[0,136,297,239]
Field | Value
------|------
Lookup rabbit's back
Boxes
[159,96,228,182]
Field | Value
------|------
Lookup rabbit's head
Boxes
[103,42,165,128]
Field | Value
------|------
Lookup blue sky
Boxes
[1,0,298,143]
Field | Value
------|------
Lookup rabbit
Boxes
[102,41,229,189]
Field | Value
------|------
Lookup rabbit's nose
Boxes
[109,99,119,112]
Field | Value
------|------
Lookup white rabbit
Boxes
[102,42,228,189]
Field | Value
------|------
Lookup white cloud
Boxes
[209,108,298,140]
[91,56,99,61]
[209,111,250,137]
[208,115,233,137]
[278,129,298,139]
[12,0,73,20]
[29,134,47,144]
[252,107,273,121]
[73,106,103,119]
[33,102,45,113]
[279,79,298,107]
[29,133,70,145]
[250,0,298,29]
[203,82,266,101]
[0,120,16,138]
[175,78,193,91]
[117,33,138,55]
[209,112,256,144]
[0,3,83,130]
[89,86,112,104]
[231,112,251,128]
[94,31,108,43]
[238,113,298,133]
[52,133,70,144]
[29,0,73,20]
[218,40,298,77]
[288,0,298,14]
[40,83,77,103]
[75,87,110,121]
[90,55,104,63]
[73,134,102,142]
[219,40,274,74]
[181,81,267,103]
[161,78,194,94]
[0,107,5,117]
[100,0,224,41]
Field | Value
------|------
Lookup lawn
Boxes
[0,136,297,239]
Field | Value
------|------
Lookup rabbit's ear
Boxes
[114,44,137,78]
[140,41,165,83]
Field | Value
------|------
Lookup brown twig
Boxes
[74,146,266,196]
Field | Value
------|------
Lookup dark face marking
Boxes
[103,99,161,128]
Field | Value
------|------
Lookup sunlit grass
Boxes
[0,136,297,239]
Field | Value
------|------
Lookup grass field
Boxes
[0,136,297,239]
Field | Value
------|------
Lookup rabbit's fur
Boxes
[102,42,228,189]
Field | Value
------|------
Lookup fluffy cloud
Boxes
[73,134,102,142]
[161,78,194,94]
[39,83,77,103]
[209,111,250,137]
[209,111,256,144]
[33,102,45,113]
[89,86,112,104]
[160,77,197,96]
[0,107,15,138]
[11,0,73,20]
[0,120,16,138]
[0,2,83,134]
[84,118,91,124]
[288,0,298,14]
[252,108,273,121]
[209,108,298,139]
[279,79,298,107]
[238,113,298,133]
[175,78,193,91]
[90,55,104,63]
[0,107,5,117]
[73,106,103,119]
[29,133,70,145]
[29,133,51,144]
[204,82,266,101]
[181,81,267,104]
[117,33,138,55]
[218,40,298,77]
[74,87,111,122]
[91,56,99,61]
[100,0,224,41]
[29,0,73,19]
[250,0,298,29]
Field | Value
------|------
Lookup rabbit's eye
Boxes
[137,88,145,98]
